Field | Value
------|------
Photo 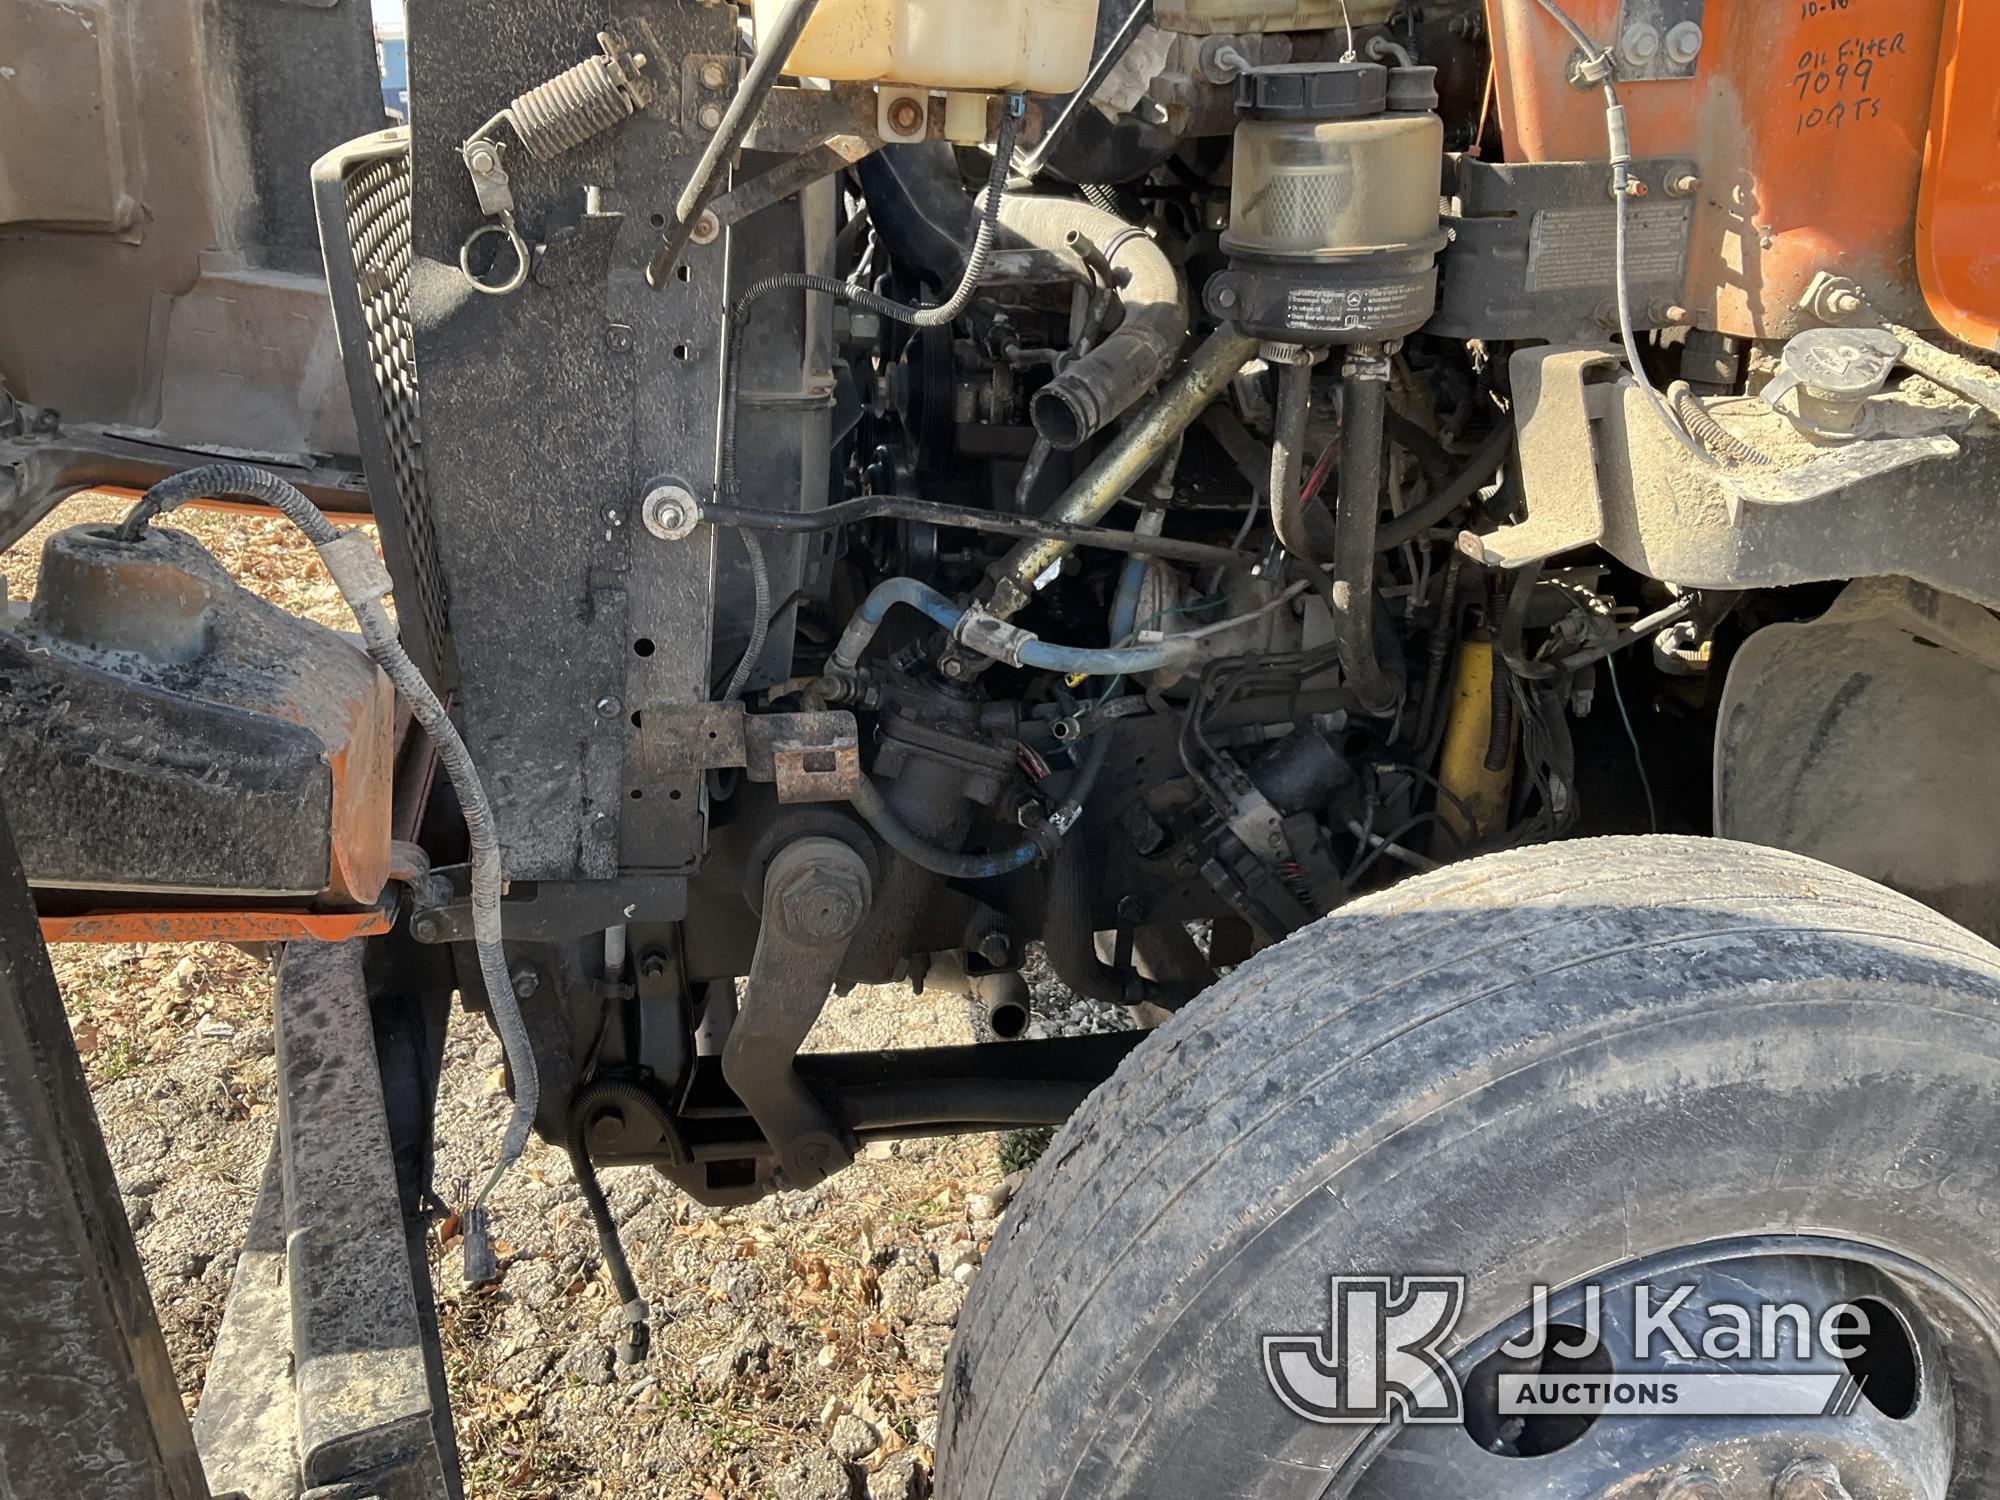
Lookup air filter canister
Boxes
[1205,61,1445,346]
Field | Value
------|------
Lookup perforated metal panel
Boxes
[311,128,455,690]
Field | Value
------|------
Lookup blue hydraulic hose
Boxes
[832,576,1196,677]
[1110,554,1147,643]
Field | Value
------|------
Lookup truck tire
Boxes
[937,837,2000,1498]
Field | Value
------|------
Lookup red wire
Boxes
[1299,439,1341,510]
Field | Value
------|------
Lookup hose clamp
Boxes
[953,606,1035,667]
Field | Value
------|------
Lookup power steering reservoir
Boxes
[1205,61,1445,346]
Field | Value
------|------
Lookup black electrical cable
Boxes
[697,494,1249,567]
[117,463,534,1283]
[564,1081,655,1364]
[719,105,1023,498]
[1375,423,1513,552]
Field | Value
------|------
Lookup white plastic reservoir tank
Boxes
[748,0,1101,94]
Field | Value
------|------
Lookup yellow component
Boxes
[1432,638,1514,855]
[1064,671,1090,689]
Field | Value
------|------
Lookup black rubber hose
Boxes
[564,1081,655,1363]
[1374,423,1513,553]
[1044,832,1197,1011]
[1267,358,1338,563]
[1484,629,1516,773]
[1332,357,1400,715]
[720,107,1021,498]
[1039,731,1195,1010]
[995,194,1187,450]
[849,777,1041,880]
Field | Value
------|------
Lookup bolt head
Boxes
[1665,20,1703,63]
[510,963,540,999]
[888,97,924,133]
[697,102,723,132]
[411,912,442,943]
[642,484,700,540]
[777,875,865,944]
[466,142,499,174]
[699,60,727,89]
[688,209,720,246]
[769,855,869,945]
[595,695,621,717]
[1619,23,1660,63]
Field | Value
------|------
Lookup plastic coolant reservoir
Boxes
[1484,0,1948,338]
[751,0,1101,93]
[1152,0,1397,31]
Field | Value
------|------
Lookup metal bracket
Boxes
[1463,345,1618,569]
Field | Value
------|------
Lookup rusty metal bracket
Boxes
[641,703,863,803]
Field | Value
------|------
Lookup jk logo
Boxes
[1262,1275,1466,1424]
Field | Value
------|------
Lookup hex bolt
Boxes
[1665,20,1704,64]
[510,962,540,999]
[1659,1475,1726,1500]
[699,59,727,90]
[688,209,721,246]
[1213,284,1239,310]
[696,101,724,132]
[1667,171,1701,197]
[588,1106,627,1148]
[1620,23,1661,66]
[1774,1459,1854,1500]
[765,839,871,947]
[887,95,925,135]
[465,141,500,176]
[638,950,670,982]
[642,483,699,540]
[410,911,443,944]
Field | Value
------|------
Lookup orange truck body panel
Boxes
[1485,0,1948,338]
[1916,0,2000,350]
[40,904,394,945]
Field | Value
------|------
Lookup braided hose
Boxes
[1667,381,1771,466]
[120,464,535,1280]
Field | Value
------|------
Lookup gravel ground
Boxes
[61,941,1129,1499]
[17,489,1149,1500]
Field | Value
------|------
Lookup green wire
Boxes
[1092,584,1251,708]
[1603,649,1657,834]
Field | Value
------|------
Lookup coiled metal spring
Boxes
[509,38,649,160]
[457,27,652,294]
